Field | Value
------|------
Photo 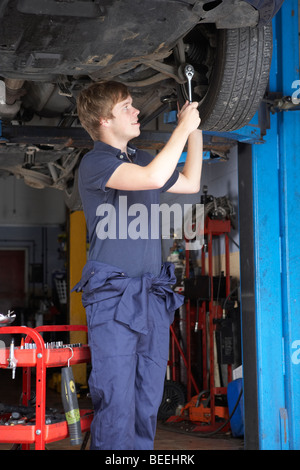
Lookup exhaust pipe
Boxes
[0,78,25,120]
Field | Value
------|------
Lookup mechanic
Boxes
[73,80,203,450]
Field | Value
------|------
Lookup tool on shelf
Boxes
[0,310,16,326]
[7,338,17,379]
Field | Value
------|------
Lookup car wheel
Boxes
[178,24,273,131]
[158,380,186,420]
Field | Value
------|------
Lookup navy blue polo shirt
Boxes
[78,141,179,278]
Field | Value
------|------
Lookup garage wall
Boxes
[201,145,240,279]
[0,175,66,313]
[161,145,240,279]
[201,145,239,249]
[0,175,66,225]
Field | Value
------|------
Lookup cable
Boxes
[223,285,238,310]
[195,387,243,438]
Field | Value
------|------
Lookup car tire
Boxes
[181,24,273,132]
[158,380,186,420]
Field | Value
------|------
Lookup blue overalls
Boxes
[73,260,184,450]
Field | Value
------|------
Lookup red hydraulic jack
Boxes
[168,216,232,433]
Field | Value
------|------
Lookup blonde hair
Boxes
[76,81,129,141]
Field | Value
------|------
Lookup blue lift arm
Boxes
[238,0,300,450]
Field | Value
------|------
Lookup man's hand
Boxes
[177,100,201,134]
[167,102,203,194]
[105,100,202,192]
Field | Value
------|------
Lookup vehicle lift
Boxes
[162,0,300,448]
[238,0,300,450]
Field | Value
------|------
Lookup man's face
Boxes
[109,95,140,142]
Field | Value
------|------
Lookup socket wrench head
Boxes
[184,64,194,79]
[184,64,194,103]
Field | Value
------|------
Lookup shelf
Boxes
[0,345,90,368]
[204,217,231,235]
[0,409,93,445]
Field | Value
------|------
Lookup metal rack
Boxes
[168,217,232,432]
[199,217,232,430]
[0,325,93,450]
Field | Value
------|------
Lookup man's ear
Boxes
[99,117,110,128]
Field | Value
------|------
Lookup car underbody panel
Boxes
[0,0,261,83]
[0,0,283,206]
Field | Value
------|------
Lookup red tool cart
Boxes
[0,325,93,450]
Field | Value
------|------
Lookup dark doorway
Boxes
[0,249,26,313]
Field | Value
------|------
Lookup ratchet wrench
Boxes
[184,64,194,103]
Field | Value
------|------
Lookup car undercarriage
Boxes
[0,0,283,209]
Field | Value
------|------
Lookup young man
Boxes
[74,81,202,450]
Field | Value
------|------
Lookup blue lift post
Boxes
[239,0,300,449]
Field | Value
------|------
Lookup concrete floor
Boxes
[0,426,243,451]
[42,427,243,451]
[0,369,243,451]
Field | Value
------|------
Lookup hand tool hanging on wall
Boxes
[61,348,82,446]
